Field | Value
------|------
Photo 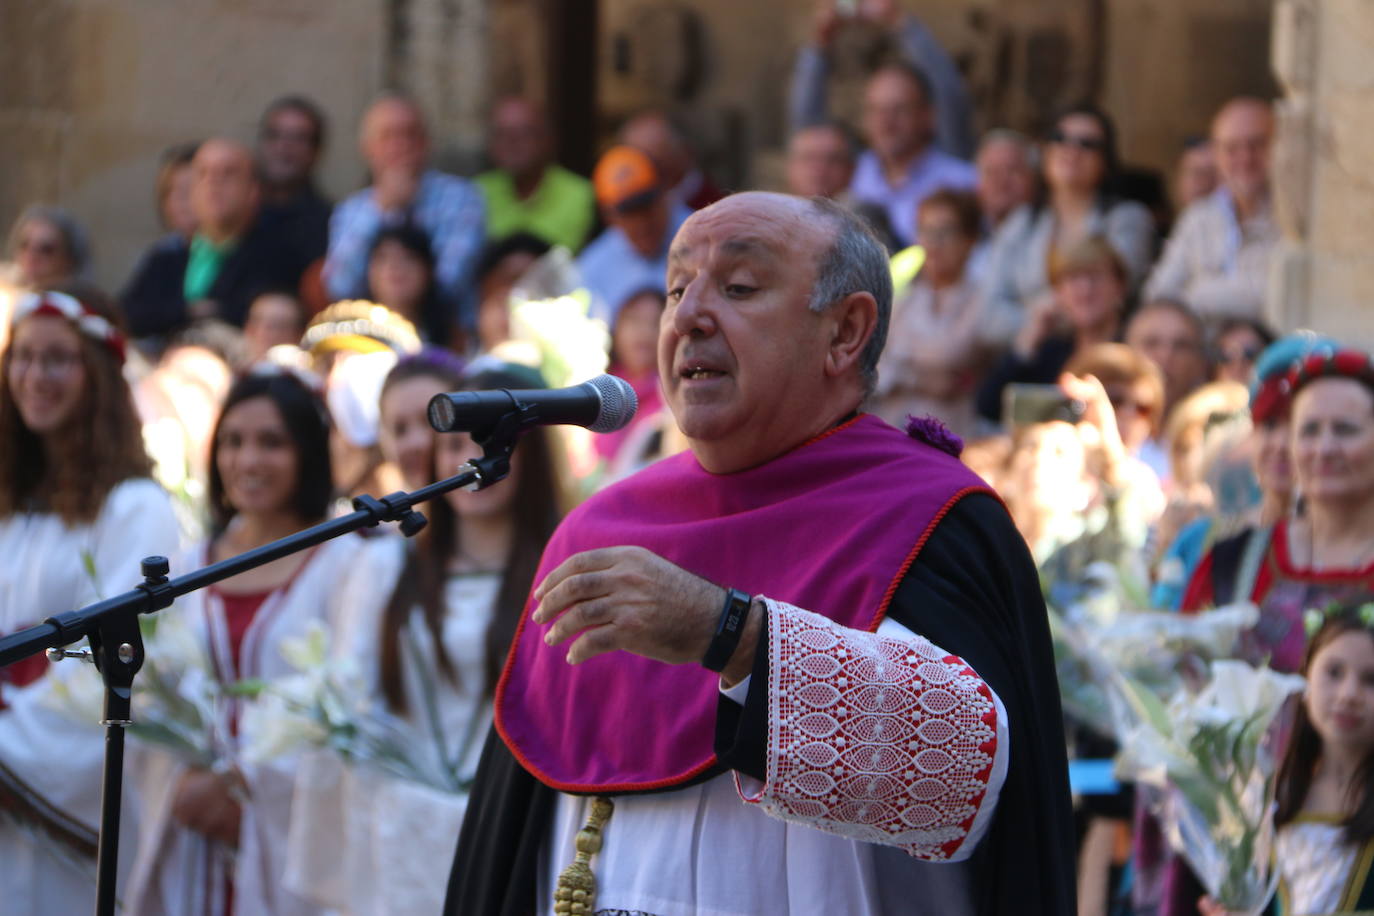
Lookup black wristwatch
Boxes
[701,588,754,673]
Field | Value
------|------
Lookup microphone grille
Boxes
[586,374,638,433]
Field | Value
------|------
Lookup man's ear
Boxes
[824,290,878,379]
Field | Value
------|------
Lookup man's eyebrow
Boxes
[719,236,783,259]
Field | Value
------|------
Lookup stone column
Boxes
[1270,0,1374,345]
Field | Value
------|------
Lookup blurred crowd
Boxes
[2,1,1373,914]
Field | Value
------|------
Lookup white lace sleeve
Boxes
[735,597,1009,862]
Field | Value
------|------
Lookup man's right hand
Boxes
[372,167,421,213]
[171,767,243,848]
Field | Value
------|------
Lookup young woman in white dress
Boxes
[288,357,569,914]
[124,368,363,916]
[0,290,180,916]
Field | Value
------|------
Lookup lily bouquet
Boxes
[1113,659,1305,913]
[1048,560,1259,738]
[239,622,471,795]
[43,608,236,770]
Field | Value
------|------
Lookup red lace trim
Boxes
[740,601,998,861]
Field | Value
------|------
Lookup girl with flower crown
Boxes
[1200,600,1374,916]
[124,369,363,916]
[0,290,181,915]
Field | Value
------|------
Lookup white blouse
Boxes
[0,478,181,916]
[1277,817,1363,916]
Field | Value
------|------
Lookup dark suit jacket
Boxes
[119,216,307,339]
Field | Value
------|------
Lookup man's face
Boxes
[1212,102,1272,204]
[258,107,320,187]
[785,127,854,199]
[861,70,931,165]
[1125,306,1207,408]
[976,139,1034,226]
[362,99,429,176]
[488,98,549,179]
[610,197,671,258]
[660,194,835,471]
[191,140,259,236]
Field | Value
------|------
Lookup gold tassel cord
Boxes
[553,796,614,915]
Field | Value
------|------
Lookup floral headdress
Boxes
[1285,347,1374,402]
[10,290,126,363]
[1303,600,1374,639]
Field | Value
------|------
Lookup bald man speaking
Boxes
[446,192,1075,915]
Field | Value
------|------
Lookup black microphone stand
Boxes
[0,414,524,916]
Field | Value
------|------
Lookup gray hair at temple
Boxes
[6,204,92,281]
[977,127,1039,169]
[805,197,892,396]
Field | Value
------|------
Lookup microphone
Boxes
[427,374,638,435]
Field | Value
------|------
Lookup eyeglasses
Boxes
[1048,130,1106,153]
[18,238,60,257]
[9,349,83,378]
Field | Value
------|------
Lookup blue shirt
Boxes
[849,148,976,249]
[325,170,486,328]
[577,204,691,325]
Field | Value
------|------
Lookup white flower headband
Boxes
[11,290,127,363]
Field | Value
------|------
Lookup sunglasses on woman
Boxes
[1048,130,1106,153]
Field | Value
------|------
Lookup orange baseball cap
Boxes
[593,145,661,213]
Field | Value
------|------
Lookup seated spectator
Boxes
[784,121,898,250]
[577,146,690,324]
[119,138,308,345]
[474,233,552,354]
[975,236,1127,426]
[364,225,451,346]
[975,128,1037,236]
[5,205,92,293]
[475,96,596,253]
[1173,135,1218,213]
[155,143,201,243]
[1209,315,1275,385]
[243,290,310,364]
[981,104,1155,323]
[872,189,1003,437]
[255,94,333,267]
[325,95,485,330]
[619,111,724,211]
[1124,298,1209,420]
[1144,98,1278,320]
[789,0,974,159]
[843,61,976,248]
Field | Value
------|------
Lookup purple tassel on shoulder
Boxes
[904,414,963,457]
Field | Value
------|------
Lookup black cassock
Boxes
[445,493,1077,916]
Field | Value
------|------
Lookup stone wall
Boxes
[1270,0,1374,344]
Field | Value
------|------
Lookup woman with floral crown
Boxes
[0,290,181,915]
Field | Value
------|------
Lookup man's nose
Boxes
[672,281,716,336]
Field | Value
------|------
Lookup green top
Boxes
[475,165,596,253]
[183,234,237,303]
